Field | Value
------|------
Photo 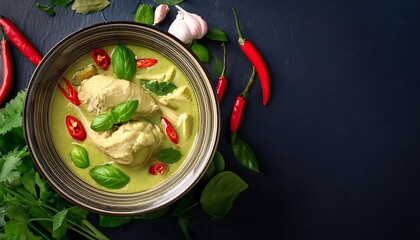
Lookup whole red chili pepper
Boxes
[0,16,42,66]
[65,115,87,141]
[161,116,179,144]
[230,67,256,132]
[0,29,12,106]
[58,77,80,106]
[149,162,168,175]
[216,43,227,102]
[136,58,158,68]
[232,9,270,106]
[91,48,111,70]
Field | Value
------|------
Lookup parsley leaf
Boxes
[0,147,26,184]
[0,90,25,135]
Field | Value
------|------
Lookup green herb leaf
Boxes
[67,206,89,225]
[52,209,68,239]
[34,3,56,16]
[178,215,193,240]
[111,100,139,123]
[90,164,130,189]
[51,0,74,8]
[0,147,26,183]
[140,80,177,96]
[90,112,115,132]
[134,206,170,220]
[200,171,248,218]
[231,134,259,172]
[156,148,182,164]
[20,169,37,197]
[190,42,210,63]
[4,220,42,240]
[111,43,136,81]
[204,151,225,180]
[71,0,110,14]
[153,0,184,6]
[206,29,229,42]
[70,145,90,168]
[99,215,133,227]
[0,90,25,135]
[134,4,154,25]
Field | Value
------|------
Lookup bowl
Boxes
[23,22,220,215]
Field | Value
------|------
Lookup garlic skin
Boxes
[153,4,169,26]
[168,5,208,44]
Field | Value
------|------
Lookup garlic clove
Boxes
[168,12,193,44]
[153,4,169,26]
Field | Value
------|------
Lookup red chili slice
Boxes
[91,48,110,70]
[136,58,157,68]
[65,115,87,141]
[149,162,167,175]
[161,116,178,144]
[58,77,80,106]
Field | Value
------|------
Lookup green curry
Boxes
[49,44,198,193]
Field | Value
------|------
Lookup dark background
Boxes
[1,0,420,239]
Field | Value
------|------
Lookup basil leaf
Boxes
[134,206,170,220]
[90,112,114,132]
[52,209,68,239]
[153,0,184,6]
[90,164,130,189]
[111,100,138,123]
[51,0,74,8]
[99,215,133,227]
[71,0,110,14]
[140,80,177,96]
[157,148,182,164]
[134,4,154,25]
[200,171,248,218]
[70,145,90,169]
[206,29,229,42]
[231,134,259,172]
[111,43,136,81]
[204,151,225,180]
[34,3,56,16]
[190,42,210,63]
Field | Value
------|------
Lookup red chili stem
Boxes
[0,16,42,66]
[232,9,270,106]
[216,43,227,101]
[0,28,12,105]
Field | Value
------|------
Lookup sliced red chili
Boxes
[149,162,167,175]
[216,43,227,102]
[58,77,80,106]
[65,115,87,141]
[91,48,110,70]
[136,58,157,68]
[0,29,12,106]
[161,116,178,144]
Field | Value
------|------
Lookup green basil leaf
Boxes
[140,80,177,96]
[134,206,170,220]
[90,112,115,132]
[52,209,68,239]
[34,3,56,16]
[153,0,184,6]
[205,29,229,42]
[156,148,182,164]
[190,42,210,63]
[90,164,130,189]
[200,171,248,218]
[134,4,154,25]
[99,215,133,227]
[204,151,225,180]
[70,145,90,169]
[231,134,259,172]
[51,0,74,8]
[111,100,139,123]
[111,43,136,81]
[71,0,110,14]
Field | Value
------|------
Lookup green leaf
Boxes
[153,0,184,5]
[0,147,26,183]
[231,134,259,172]
[21,169,37,198]
[52,209,68,239]
[90,112,115,132]
[140,80,177,96]
[200,171,248,218]
[206,29,229,42]
[171,190,194,217]
[190,43,210,63]
[99,215,133,227]
[111,43,136,81]
[4,219,42,240]
[51,0,74,8]
[35,172,55,202]
[67,206,88,225]
[111,100,139,123]
[156,148,182,164]
[71,0,110,14]
[34,3,56,16]
[204,151,225,180]
[178,215,193,240]
[90,164,130,189]
[133,4,154,25]
[134,206,170,220]
[0,90,25,136]
[70,145,90,168]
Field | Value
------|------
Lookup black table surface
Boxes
[1,0,420,239]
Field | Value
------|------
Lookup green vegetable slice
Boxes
[134,4,154,25]
[70,145,90,169]
[111,43,136,81]
[200,171,248,218]
[156,148,182,164]
[90,164,130,189]
[140,80,177,96]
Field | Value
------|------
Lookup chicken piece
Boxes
[79,74,160,118]
[87,120,163,166]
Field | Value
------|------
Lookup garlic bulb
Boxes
[168,5,208,44]
[153,4,169,26]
